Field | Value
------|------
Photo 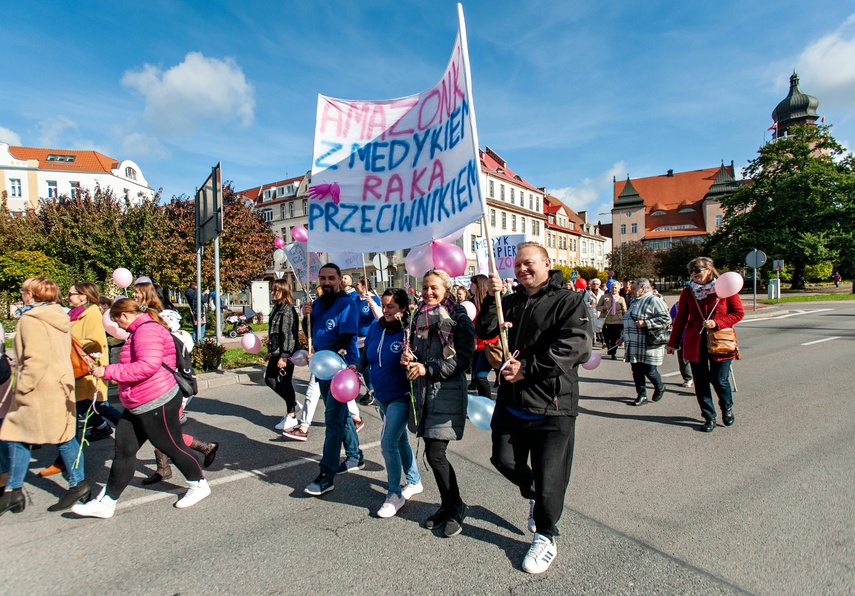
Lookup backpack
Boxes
[139,322,198,398]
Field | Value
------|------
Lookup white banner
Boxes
[308,11,485,253]
[282,242,324,283]
[474,234,529,278]
[327,251,365,271]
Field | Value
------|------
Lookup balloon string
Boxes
[699,298,721,334]
[497,350,520,385]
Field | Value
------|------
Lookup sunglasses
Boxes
[690,268,707,274]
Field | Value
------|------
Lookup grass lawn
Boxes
[760,293,855,304]
[220,346,267,370]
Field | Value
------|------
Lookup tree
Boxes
[707,124,855,289]
[657,239,706,278]
[606,241,658,280]
[0,250,72,319]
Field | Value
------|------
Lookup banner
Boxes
[308,10,485,253]
[327,251,365,271]
[474,234,529,278]
[282,242,324,283]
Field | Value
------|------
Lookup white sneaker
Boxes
[275,415,299,431]
[376,494,406,518]
[527,499,537,533]
[522,533,557,574]
[681,379,694,388]
[72,491,116,519]
[401,482,424,500]
[175,479,211,509]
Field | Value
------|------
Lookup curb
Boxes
[196,365,266,391]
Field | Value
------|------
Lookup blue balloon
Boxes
[467,394,495,431]
[309,350,346,381]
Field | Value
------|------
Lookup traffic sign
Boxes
[746,250,767,269]
[571,271,578,281]
[773,259,785,271]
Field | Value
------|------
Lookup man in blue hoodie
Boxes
[302,263,363,496]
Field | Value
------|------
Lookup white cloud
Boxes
[38,116,78,147]
[547,161,626,223]
[122,132,169,159]
[0,126,22,145]
[122,52,255,136]
[796,14,855,109]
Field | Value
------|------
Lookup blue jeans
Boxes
[690,340,734,422]
[0,422,7,476]
[191,322,206,342]
[6,438,84,489]
[378,400,420,498]
[319,380,362,478]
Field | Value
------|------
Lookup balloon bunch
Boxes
[307,350,359,403]
[405,228,468,278]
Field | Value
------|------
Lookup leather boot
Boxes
[0,487,25,516]
[0,471,7,496]
[474,377,492,400]
[190,438,219,468]
[141,449,173,485]
[48,482,91,512]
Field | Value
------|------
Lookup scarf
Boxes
[414,296,457,358]
[68,304,87,321]
[691,279,717,301]
[379,315,408,331]
[610,294,618,315]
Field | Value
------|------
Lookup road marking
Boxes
[661,371,682,378]
[115,440,382,512]
[742,308,833,323]
[800,336,842,346]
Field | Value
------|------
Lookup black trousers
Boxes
[423,438,462,508]
[265,358,296,413]
[630,362,664,398]
[602,323,622,357]
[106,391,204,500]
[491,407,576,537]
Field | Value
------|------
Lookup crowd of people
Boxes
[0,247,744,575]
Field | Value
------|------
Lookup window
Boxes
[650,240,660,249]
[47,181,58,198]
[715,215,722,227]
[471,236,478,252]
[535,198,540,212]
[501,212,507,229]
[620,224,626,235]
[521,217,526,233]
[511,214,517,231]
[678,207,695,213]
[46,154,75,162]
[581,241,587,255]
[510,188,515,205]
[9,179,21,197]
[500,185,505,201]
[302,199,308,215]
[533,221,540,236]
[280,204,286,219]
[124,166,137,180]
[490,209,496,226]
[529,197,533,210]
[631,223,638,233]
[662,240,671,249]
[489,180,494,198]
[598,244,602,256]
[289,202,295,218]
[261,209,273,222]
[70,181,80,197]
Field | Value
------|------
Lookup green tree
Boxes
[707,124,855,289]
[606,241,658,280]
[657,239,706,278]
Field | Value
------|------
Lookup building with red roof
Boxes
[0,142,153,211]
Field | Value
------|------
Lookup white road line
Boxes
[660,372,682,378]
[800,336,842,346]
[115,440,382,512]
[741,308,833,323]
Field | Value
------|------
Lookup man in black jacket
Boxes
[477,242,592,574]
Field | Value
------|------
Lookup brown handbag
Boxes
[692,294,740,359]
[71,336,96,379]
[483,336,504,369]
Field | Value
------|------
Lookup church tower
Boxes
[770,71,819,139]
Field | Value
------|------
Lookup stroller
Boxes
[226,306,257,338]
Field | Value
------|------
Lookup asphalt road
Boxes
[2,302,853,595]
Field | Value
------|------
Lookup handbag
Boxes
[70,336,96,379]
[645,327,670,347]
[482,335,504,369]
[692,294,740,358]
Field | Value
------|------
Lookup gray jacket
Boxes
[409,302,475,440]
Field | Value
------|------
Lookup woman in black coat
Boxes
[401,269,474,538]
[266,279,300,431]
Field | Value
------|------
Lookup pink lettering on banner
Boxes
[386,174,404,203]
[318,100,344,136]
[363,176,382,200]
[341,103,372,138]
[428,160,445,191]
[387,98,418,137]
[410,167,427,200]
[417,89,440,131]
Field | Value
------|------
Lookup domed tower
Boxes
[770,71,819,139]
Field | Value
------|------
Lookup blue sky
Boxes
[2,1,853,223]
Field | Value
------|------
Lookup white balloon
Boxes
[273,248,286,263]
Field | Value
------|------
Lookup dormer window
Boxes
[651,210,666,216]
[678,207,695,213]
[125,167,137,180]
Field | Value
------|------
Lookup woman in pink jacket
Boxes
[72,299,210,518]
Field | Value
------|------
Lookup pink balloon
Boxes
[431,241,467,277]
[289,349,309,367]
[437,227,465,243]
[102,310,129,340]
[461,300,477,321]
[241,333,261,354]
[291,225,308,243]
[715,271,744,299]
[331,368,360,403]
[112,267,133,289]
[274,237,285,249]
[581,352,601,370]
[405,243,434,278]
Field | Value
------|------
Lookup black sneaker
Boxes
[443,503,468,537]
[651,388,665,402]
[424,506,449,530]
[336,458,365,474]
[87,425,113,442]
[358,391,375,406]
[304,474,334,496]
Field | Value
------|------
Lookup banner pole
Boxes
[306,259,313,353]
[457,3,510,362]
